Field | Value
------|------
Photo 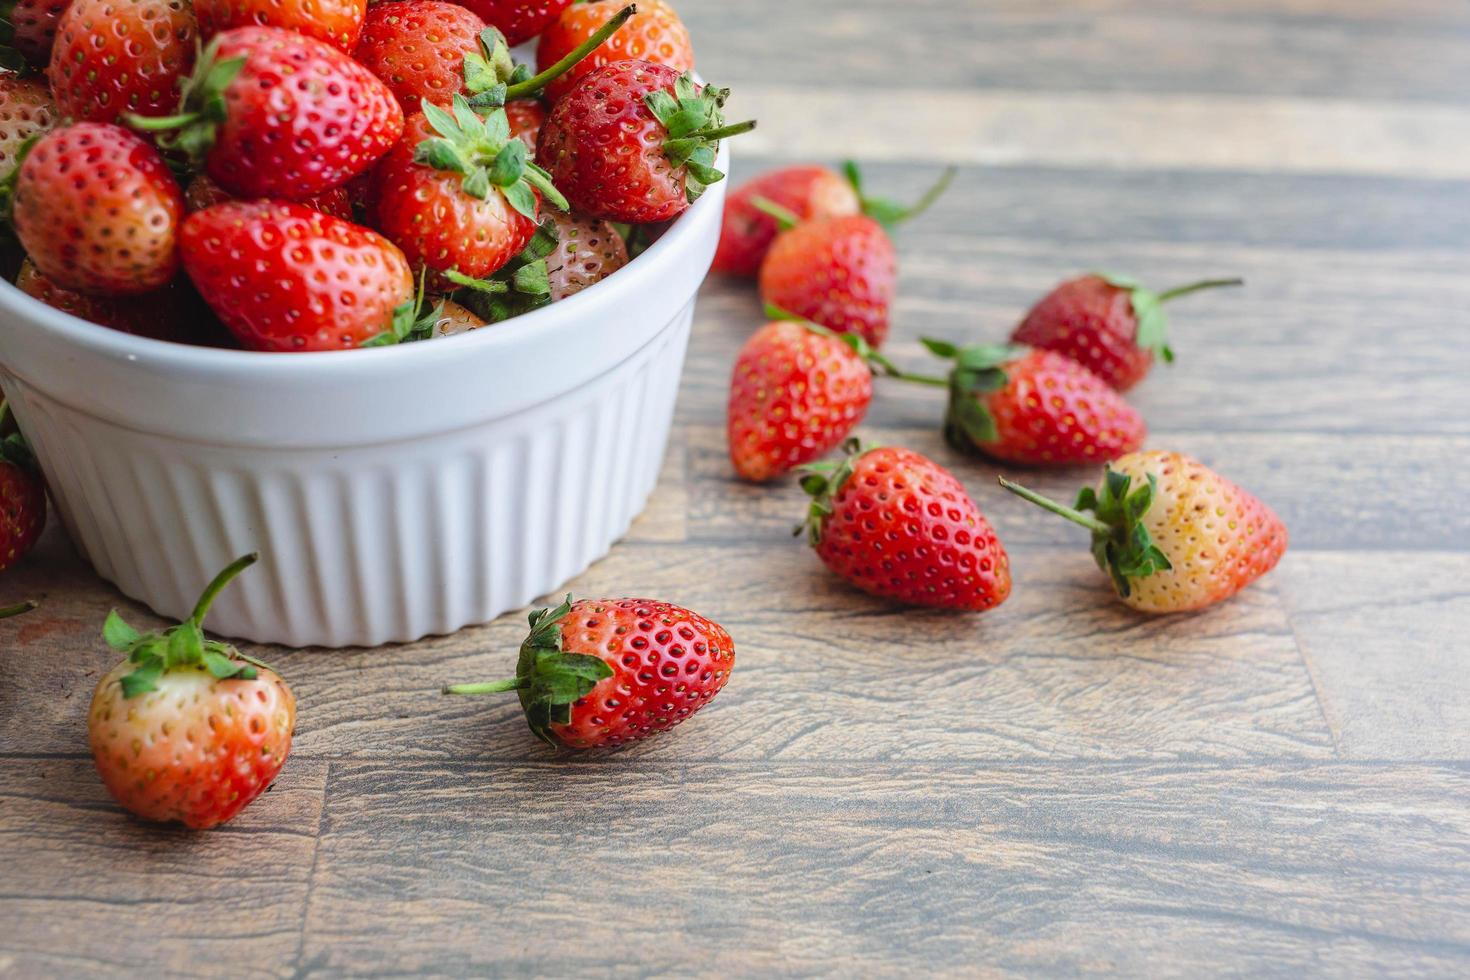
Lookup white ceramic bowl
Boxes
[0,147,726,648]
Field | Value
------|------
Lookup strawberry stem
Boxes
[504,4,636,100]
[443,679,525,695]
[689,119,757,142]
[0,599,37,620]
[190,552,260,627]
[750,195,799,230]
[1157,277,1243,302]
[126,111,202,131]
[998,476,1112,535]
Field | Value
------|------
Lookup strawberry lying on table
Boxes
[446,595,735,749]
[1000,451,1288,613]
[88,554,297,829]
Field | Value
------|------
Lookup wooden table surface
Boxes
[4,1,1470,976]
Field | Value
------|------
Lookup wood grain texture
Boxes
[297,761,1470,977]
[1281,552,1470,760]
[0,758,326,978]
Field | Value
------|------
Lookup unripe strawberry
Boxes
[1001,450,1288,613]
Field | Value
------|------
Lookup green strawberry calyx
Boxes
[464,5,637,111]
[794,437,878,547]
[364,269,447,347]
[1097,273,1244,364]
[644,74,756,203]
[444,217,559,323]
[123,37,246,162]
[0,398,38,472]
[917,338,1026,453]
[842,160,957,227]
[104,553,273,698]
[415,94,568,220]
[998,472,1173,599]
[443,595,614,748]
[0,3,39,74]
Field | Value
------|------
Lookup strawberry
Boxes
[462,0,570,46]
[798,441,1011,611]
[182,173,353,221]
[506,98,544,153]
[15,259,204,342]
[431,299,488,337]
[0,404,45,574]
[444,595,735,749]
[538,61,754,224]
[999,450,1288,613]
[194,0,367,51]
[536,0,691,102]
[543,209,626,301]
[88,554,296,829]
[353,0,487,112]
[916,341,1145,466]
[11,122,183,296]
[758,214,895,348]
[373,97,565,283]
[128,27,402,201]
[1012,273,1243,391]
[181,200,415,351]
[0,71,57,173]
[727,317,875,482]
[714,161,955,278]
[354,2,630,115]
[48,0,197,124]
[0,0,73,69]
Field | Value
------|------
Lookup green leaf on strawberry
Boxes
[644,73,754,203]
[794,438,873,546]
[443,595,614,748]
[415,94,568,219]
[920,339,1027,450]
[1099,272,1245,365]
[446,217,559,323]
[104,554,265,697]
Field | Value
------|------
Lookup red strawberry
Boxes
[798,441,1011,611]
[538,61,754,224]
[536,0,690,102]
[0,406,45,574]
[194,0,367,51]
[727,318,874,482]
[373,99,563,283]
[1012,273,1243,391]
[0,0,73,69]
[181,201,415,351]
[354,2,629,115]
[128,27,402,201]
[88,554,296,829]
[15,259,203,342]
[48,0,196,124]
[12,122,183,296]
[1000,450,1288,613]
[714,161,954,278]
[444,595,735,749]
[462,0,570,46]
[353,0,487,112]
[917,341,1145,466]
[543,209,626,301]
[506,98,544,153]
[183,172,353,221]
[0,72,57,173]
[759,215,895,348]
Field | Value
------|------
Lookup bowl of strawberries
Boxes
[0,0,750,646]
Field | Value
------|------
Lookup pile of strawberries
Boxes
[716,162,1287,618]
[0,0,750,349]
